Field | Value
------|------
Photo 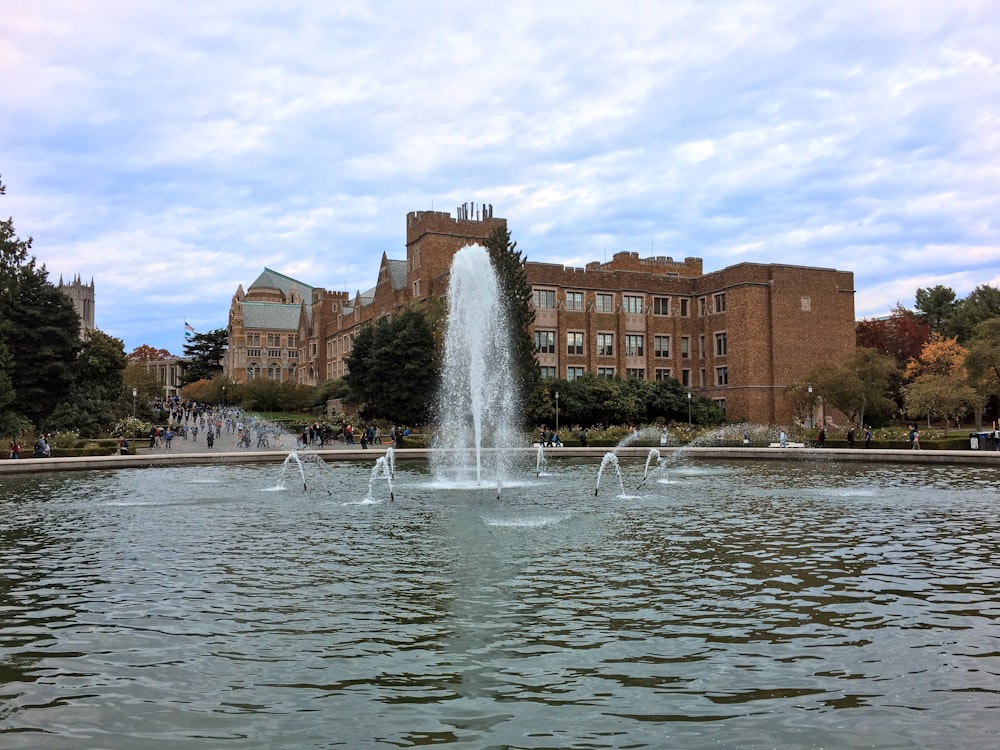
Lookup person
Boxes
[779,430,787,448]
[206,430,215,448]
[846,425,855,448]
[864,425,872,448]
[149,425,158,449]
[9,438,20,459]
[579,428,588,447]
[118,436,129,455]
[33,435,48,458]
[912,427,921,450]
[817,426,826,447]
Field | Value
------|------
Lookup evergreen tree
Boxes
[181,328,228,384]
[345,307,438,424]
[484,226,540,424]
[4,265,82,428]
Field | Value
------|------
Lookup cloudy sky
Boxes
[3,1,998,354]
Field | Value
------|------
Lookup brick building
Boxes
[224,205,856,425]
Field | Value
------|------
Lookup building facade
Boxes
[224,206,856,425]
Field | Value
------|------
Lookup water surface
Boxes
[2,458,998,748]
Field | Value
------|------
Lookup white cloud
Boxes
[2,0,998,352]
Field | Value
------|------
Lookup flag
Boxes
[184,321,196,339]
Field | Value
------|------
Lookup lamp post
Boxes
[555,391,559,434]
[132,388,137,418]
[222,386,226,406]
[687,391,692,425]
[808,385,813,428]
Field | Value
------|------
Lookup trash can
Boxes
[970,432,999,450]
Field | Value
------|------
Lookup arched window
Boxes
[268,363,282,381]
[246,362,260,381]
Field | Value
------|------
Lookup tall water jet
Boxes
[431,244,521,486]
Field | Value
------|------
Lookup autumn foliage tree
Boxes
[902,334,979,427]
[128,344,175,362]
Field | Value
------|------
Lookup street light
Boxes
[687,391,692,425]
[807,385,813,428]
[132,387,137,418]
[222,386,226,406]
[555,391,560,434]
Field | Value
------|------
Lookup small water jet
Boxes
[638,448,664,489]
[595,452,626,497]
[280,452,308,492]
[364,455,395,502]
[535,444,548,477]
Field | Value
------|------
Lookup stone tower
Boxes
[58,274,95,338]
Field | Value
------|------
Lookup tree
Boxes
[805,348,898,427]
[964,318,1000,427]
[4,264,82,428]
[914,285,958,335]
[949,284,1000,344]
[181,328,228,384]
[345,307,439,424]
[128,344,176,362]
[902,334,978,427]
[484,226,540,426]
[856,303,931,367]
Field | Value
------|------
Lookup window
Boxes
[681,336,690,358]
[654,335,670,358]
[714,293,726,313]
[246,363,260,381]
[716,366,729,385]
[247,333,260,346]
[625,334,644,357]
[412,280,421,296]
[655,368,672,381]
[288,334,296,347]
[715,332,728,356]
[596,293,614,312]
[268,349,282,358]
[626,368,646,379]
[653,296,671,315]
[567,332,584,356]
[287,349,297,359]
[567,366,585,381]
[698,335,705,358]
[682,369,690,386]
[597,333,614,357]
[700,368,706,387]
[268,363,282,381]
[623,295,643,314]
[267,333,280,347]
[539,366,556,379]
[597,367,615,378]
[699,297,708,316]
[679,299,689,317]
[533,289,556,308]
[566,291,584,311]
[534,330,556,354]
[715,398,726,414]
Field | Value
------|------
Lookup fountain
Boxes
[430,244,521,488]
[4,457,999,748]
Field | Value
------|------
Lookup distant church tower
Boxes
[58,274,95,338]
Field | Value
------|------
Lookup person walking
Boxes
[9,438,21,459]
[864,425,872,448]
[912,427,921,450]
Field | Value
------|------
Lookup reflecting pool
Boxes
[2,458,999,748]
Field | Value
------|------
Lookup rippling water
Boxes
[1,457,999,748]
